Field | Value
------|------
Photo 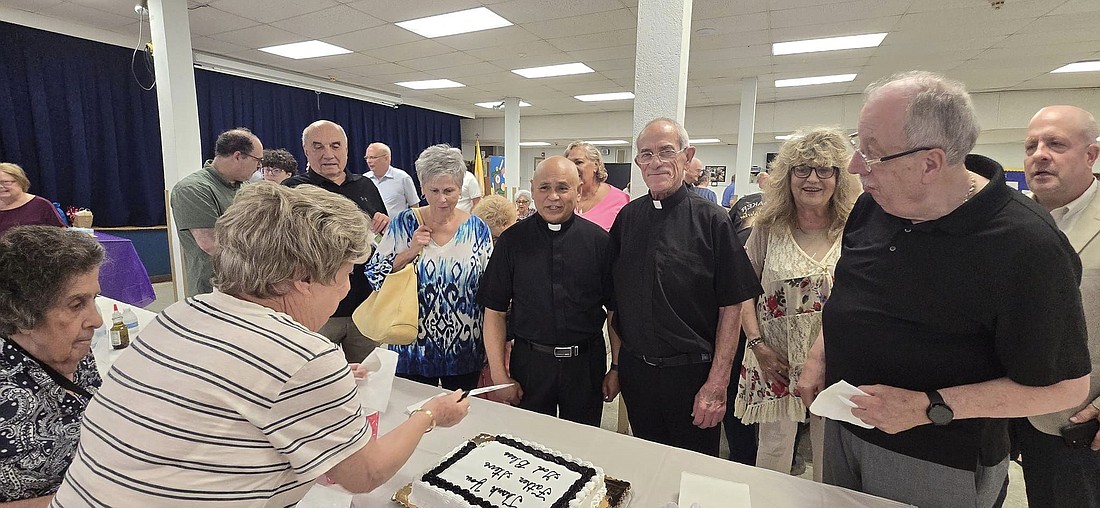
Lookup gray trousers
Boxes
[318,316,379,363]
[823,419,1008,508]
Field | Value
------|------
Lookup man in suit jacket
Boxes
[1021,104,1100,507]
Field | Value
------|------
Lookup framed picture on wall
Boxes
[706,165,726,185]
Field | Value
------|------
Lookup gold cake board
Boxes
[393,434,631,507]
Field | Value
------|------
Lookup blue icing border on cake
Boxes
[421,436,598,508]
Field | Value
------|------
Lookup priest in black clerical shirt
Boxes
[476,156,618,426]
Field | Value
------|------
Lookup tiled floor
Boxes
[146,281,1031,507]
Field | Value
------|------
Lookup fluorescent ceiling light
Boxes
[396,7,512,38]
[574,92,635,102]
[775,135,799,140]
[519,142,551,147]
[775,74,857,88]
[1051,61,1100,73]
[584,140,629,146]
[773,32,887,56]
[395,79,465,90]
[474,101,531,109]
[512,62,594,79]
[690,138,721,144]
[258,40,351,59]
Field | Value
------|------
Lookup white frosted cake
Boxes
[409,435,606,508]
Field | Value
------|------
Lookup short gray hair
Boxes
[213,182,371,299]
[636,117,691,150]
[415,144,466,187]
[301,120,348,146]
[866,71,979,165]
[0,226,104,336]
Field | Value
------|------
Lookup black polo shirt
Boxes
[608,183,762,357]
[477,213,611,346]
[284,168,388,317]
[823,154,1090,471]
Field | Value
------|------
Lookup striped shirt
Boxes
[51,291,369,507]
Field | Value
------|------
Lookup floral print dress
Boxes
[733,225,841,424]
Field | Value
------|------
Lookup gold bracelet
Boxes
[409,408,436,433]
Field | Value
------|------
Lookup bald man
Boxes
[476,156,619,426]
[1018,105,1100,507]
[686,157,718,203]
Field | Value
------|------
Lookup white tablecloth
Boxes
[348,379,913,508]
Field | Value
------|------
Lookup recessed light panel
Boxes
[519,142,551,147]
[775,74,857,88]
[584,140,629,146]
[574,92,635,102]
[395,79,466,90]
[1051,61,1100,73]
[773,33,887,56]
[512,63,594,79]
[474,101,532,109]
[396,7,512,38]
[690,138,721,144]
[258,40,351,59]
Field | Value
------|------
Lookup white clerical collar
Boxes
[652,200,663,209]
[547,223,562,231]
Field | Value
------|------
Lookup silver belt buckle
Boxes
[554,346,578,358]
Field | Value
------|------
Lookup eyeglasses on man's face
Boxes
[848,133,936,170]
[634,147,687,166]
[791,165,838,179]
[241,152,264,167]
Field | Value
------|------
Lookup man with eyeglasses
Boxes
[365,142,419,215]
[686,158,718,204]
[283,120,389,363]
[171,127,264,297]
[794,71,1090,508]
[1016,105,1100,508]
[607,117,762,456]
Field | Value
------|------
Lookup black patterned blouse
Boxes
[0,338,101,501]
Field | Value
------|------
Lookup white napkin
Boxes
[678,472,751,508]
[356,348,398,413]
[808,380,874,429]
[297,484,353,508]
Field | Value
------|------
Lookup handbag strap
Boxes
[407,207,425,264]
[4,338,93,399]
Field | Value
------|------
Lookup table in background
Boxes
[348,379,913,508]
[92,295,157,377]
[94,231,156,308]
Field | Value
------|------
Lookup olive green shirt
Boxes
[170,162,240,297]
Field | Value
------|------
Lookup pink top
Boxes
[577,185,630,232]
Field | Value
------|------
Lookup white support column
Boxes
[630,0,693,198]
[503,97,521,198]
[148,0,203,302]
[735,77,758,196]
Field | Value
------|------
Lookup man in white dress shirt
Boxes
[365,142,420,215]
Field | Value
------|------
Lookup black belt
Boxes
[627,349,711,368]
[516,337,595,358]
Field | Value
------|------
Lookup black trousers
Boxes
[510,339,606,427]
[1012,418,1100,508]
[399,371,481,391]
[619,352,721,456]
[723,328,758,465]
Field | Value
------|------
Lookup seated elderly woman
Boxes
[0,163,67,237]
[50,183,469,505]
[473,193,518,243]
[367,144,494,391]
[0,225,104,506]
[513,189,535,220]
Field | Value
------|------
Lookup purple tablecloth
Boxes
[94,231,156,308]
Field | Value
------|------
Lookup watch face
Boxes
[928,404,953,425]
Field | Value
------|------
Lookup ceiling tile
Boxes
[209,24,305,49]
[546,29,636,52]
[373,39,456,61]
[522,9,636,39]
[324,25,422,52]
[345,0,486,23]
[37,2,135,28]
[270,5,387,38]
[491,0,627,24]
[436,26,541,52]
[207,0,341,24]
[187,6,261,37]
[398,51,483,72]
[3,0,65,12]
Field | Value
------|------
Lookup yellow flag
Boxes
[474,138,487,192]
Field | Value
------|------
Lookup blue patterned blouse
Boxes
[0,338,101,501]
[365,208,493,377]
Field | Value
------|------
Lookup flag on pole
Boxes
[474,137,487,193]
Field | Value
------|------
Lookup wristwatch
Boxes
[925,390,953,426]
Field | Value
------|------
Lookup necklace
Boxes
[961,176,976,204]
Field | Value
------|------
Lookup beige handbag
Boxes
[352,208,423,345]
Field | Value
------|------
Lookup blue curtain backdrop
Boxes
[0,21,461,227]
